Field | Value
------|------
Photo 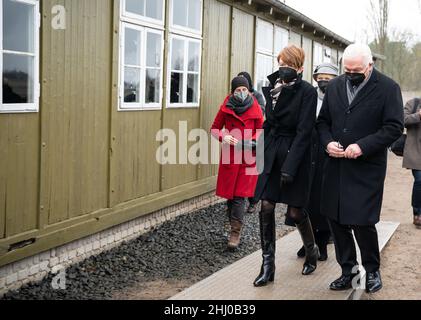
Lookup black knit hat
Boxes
[238,72,253,90]
[231,76,250,93]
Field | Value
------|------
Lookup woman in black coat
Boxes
[295,63,339,262]
[253,45,319,287]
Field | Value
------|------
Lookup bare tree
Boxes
[368,0,389,55]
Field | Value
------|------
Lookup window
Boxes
[168,0,203,108]
[1,0,40,113]
[170,0,202,35]
[122,0,164,25]
[313,42,324,68]
[255,19,289,93]
[119,0,164,111]
[120,24,163,110]
[168,35,201,106]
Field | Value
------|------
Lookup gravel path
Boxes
[1,202,292,300]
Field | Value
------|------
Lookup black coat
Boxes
[317,69,404,226]
[254,72,317,207]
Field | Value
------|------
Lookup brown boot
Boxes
[228,219,243,249]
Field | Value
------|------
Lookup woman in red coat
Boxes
[211,76,264,249]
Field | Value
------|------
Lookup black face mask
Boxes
[279,67,298,83]
[346,72,366,87]
[317,80,329,93]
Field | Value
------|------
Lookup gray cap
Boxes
[313,63,339,81]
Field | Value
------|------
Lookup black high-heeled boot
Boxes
[296,216,319,275]
[253,206,276,287]
[315,230,330,261]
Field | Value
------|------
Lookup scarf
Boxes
[270,75,301,110]
[226,95,254,115]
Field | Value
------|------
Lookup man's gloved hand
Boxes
[280,172,294,185]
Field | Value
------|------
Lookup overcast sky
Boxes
[282,0,421,44]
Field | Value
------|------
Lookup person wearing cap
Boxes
[252,45,319,287]
[211,76,264,250]
[295,63,339,262]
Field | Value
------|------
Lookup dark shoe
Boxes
[315,230,330,261]
[366,271,383,294]
[296,217,319,275]
[414,215,421,228]
[254,206,276,287]
[297,246,306,258]
[247,203,258,214]
[228,220,243,249]
[330,274,355,291]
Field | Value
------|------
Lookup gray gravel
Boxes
[1,202,290,300]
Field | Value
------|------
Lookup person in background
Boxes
[211,76,264,250]
[295,63,339,262]
[317,43,404,294]
[403,97,421,228]
[238,71,266,214]
[252,45,319,287]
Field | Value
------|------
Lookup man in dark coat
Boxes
[317,44,404,294]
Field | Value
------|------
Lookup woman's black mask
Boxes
[279,67,298,83]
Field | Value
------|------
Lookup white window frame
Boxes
[0,0,40,114]
[119,22,164,111]
[167,34,202,108]
[120,0,165,29]
[169,0,203,38]
[255,18,289,91]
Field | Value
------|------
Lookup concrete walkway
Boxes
[170,221,399,300]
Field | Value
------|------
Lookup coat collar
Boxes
[221,95,263,123]
[348,68,379,110]
[338,68,380,111]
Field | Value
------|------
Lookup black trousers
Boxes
[328,218,380,275]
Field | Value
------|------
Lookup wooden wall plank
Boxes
[39,0,111,226]
[199,0,231,179]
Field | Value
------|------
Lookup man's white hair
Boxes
[343,43,373,67]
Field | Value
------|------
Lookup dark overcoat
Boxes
[254,72,318,207]
[317,69,404,226]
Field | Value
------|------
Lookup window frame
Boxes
[169,0,203,38]
[119,21,164,111]
[167,34,202,109]
[0,0,40,114]
[255,18,289,91]
[121,0,165,29]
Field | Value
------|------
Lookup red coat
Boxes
[211,95,264,200]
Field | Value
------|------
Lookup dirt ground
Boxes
[111,155,420,301]
[361,153,421,300]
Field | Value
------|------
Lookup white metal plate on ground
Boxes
[170,221,399,300]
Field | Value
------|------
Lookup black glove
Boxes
[237,140,257,151]
[280,173,294,185]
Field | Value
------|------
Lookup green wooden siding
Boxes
[0,114,39,239]
[39,0,112,226]
[0,0,348,266]
[230,8,255,79]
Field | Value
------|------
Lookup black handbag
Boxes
[390,98,420,157]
